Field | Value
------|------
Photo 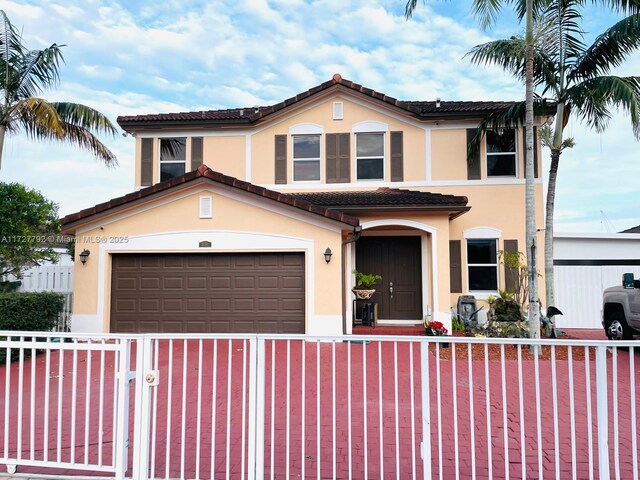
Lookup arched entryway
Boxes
[351,219,438,325]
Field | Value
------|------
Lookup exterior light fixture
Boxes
[79,249,90,265]
[323,248,333,264]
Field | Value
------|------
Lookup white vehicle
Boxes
[602,273,640,340]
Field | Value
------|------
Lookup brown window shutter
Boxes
[337,133,350,183]
[140,138,153,187]
[522,126,539,178]
[191,137,203,171]
[503,239,519,293]
[449,240,462,293]
[327,133,350,183]
[466,129,481,180]
[275,134,287,184]
[390,131,403,182]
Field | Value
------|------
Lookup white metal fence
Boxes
[0,332,638,479]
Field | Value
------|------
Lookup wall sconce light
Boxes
[79,249,91,265]
[323,247,333,264]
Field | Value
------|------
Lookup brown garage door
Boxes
[110,252,305,333]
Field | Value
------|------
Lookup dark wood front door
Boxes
[356,236,422,320]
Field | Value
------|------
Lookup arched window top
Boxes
[289,123,323,135]
[352,120,388,133]
[463,226,502,239]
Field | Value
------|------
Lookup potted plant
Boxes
[352,269,382,300]
[424,319,449,347]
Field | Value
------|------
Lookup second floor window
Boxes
[467,239,498,291]
[357,133,384,180]
[293,135,321,181]
[160,137,187,182]
[486,129,516,177]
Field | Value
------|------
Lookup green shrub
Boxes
[0,292,64,364]
[452,315,465,332]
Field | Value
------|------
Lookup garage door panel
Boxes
[111,253,305,333]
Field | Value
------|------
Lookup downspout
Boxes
[341,225,362,334]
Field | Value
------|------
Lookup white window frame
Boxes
[292,134,321,183]
[466,238,499,296]
[356,132,385,181]
[159,137,187,182]
[485,128,517,177]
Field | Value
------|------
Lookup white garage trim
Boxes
[80,231,317,334]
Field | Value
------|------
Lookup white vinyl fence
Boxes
[0,332,639,480]
[2,263,74,332]
[554,266,640,329]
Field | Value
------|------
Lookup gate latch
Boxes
[145,370,160,386]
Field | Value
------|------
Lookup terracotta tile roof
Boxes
[621,225,640,233]
[60,165,359,229]
[288,188,469,213]
[117,74,525,129]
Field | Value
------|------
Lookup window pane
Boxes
[357,158,384,180]
[467,239,496,264]
[160,162,186,181]
[487,154,516,176]
[293,135,320,159]
[469,266,498,291]
[160,138,187,161]
[293,160,320,181]
[357,133,384,157]
[486,129,515,153]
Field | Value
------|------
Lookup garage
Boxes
[110,252,305,333]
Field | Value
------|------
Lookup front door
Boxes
[356,236,423,320]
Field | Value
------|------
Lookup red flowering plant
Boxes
[424,319,448,336]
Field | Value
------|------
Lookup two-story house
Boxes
[61,74,546,335]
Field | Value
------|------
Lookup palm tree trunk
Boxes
[0,124,5,171]
[545,148,561,309]
[525,0,540,340]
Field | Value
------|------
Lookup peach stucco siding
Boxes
[97,85,549,335]
[69,184,346,334]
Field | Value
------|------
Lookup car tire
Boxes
[605,312,633,341]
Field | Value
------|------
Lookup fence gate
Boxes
[0,334,133,477]
[130,336,257,480]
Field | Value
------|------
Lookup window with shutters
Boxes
[293,134,321,181]
[356,133,384,180]
[486,129,516,177]
[467,239,498,291]
[159,137,187,181]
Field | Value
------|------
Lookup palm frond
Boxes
[467,37,558,91]
[467,38,527,77]
[58,123,118,166]
[569,14,640,81]
[11,97,64,137]
[567,75,640,137]
[0,10,22,64]
[592,0,640,15]
[51,102,118,136]
[18,44,64,96]
[467,99,552,162]
[404,0,424,19]
[472,0,505,30]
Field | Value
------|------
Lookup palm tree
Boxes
[0,10,117,171]
[468,1,640,309]
[406,0,543,338]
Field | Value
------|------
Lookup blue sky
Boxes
[2,0,639,232]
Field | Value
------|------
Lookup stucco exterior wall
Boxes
[249,94,426,184]
[203,136,246,180]
[70,184,346,335]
